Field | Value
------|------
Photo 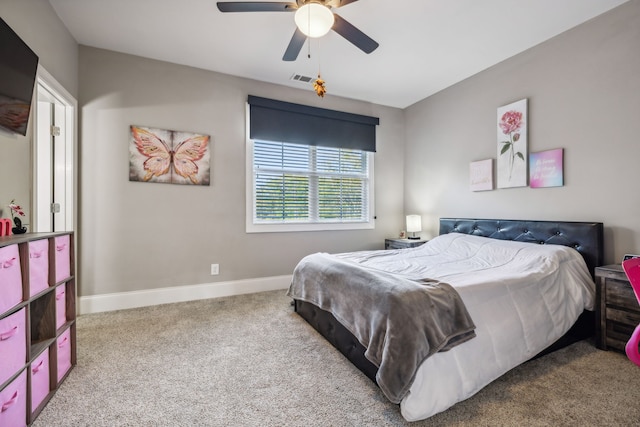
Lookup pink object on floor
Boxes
[621,257,640,367]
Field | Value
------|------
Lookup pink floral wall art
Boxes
[530,148,564,188]
[497,99,528,188]
[129,125,210,185]
[470,159,493,191]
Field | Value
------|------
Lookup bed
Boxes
[288,218,604,421]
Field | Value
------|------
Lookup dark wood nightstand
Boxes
[384,238,428,250]
[595,264,640,351]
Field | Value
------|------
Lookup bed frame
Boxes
[293,218,604,383]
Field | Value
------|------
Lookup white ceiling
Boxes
[48,0,627,109]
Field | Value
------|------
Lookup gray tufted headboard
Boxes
[439,218,604,278]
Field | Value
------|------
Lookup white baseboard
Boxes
[78,275,292,315]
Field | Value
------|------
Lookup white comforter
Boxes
[335,233,595,421]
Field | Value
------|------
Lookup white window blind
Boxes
[253,140,370,225]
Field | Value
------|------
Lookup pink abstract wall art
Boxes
[529,148,564,188]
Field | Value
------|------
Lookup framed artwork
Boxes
[129,125,210,185]
[470,159,493,191]
[530,148,564,188]
[497,98,527,188]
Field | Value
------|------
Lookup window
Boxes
[250,140,372,231]
[245,96,378,233]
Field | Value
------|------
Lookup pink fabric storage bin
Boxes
[54,235,71,283]
[0,369,26,427]
[0,308,26,387]
[0,244,22,315]
[55,286,66,330]
[56,328,72,383]
[30,348,50,413]
[29,239,50,297]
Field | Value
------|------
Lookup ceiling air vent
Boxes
[291,73,314,83]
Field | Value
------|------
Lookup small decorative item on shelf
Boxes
[8,199,27,234]
[0,218,11,236]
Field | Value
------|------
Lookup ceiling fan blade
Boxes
[283,28,307,61]
[336,0,360,7]
[217,2,296,12]
[332,14,379,54]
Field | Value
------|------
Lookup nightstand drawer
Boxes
[606,279,639,311]
[385,239,427,250]
[606,307,640,327]
[605,318,637,352]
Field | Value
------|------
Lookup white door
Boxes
[34,67,76,232]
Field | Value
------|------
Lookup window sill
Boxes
[246,220,374,233]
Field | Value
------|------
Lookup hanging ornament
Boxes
[313,74,327,98]
[308,38,326,97]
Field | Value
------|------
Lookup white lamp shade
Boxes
[406,215,422,233]
[294,3,335,38]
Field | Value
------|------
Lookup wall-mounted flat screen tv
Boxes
[0,17,39,136]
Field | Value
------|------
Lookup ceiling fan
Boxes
[216,0,379,61]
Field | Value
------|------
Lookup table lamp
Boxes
[406,215,422,240]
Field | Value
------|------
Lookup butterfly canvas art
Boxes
[129,125,211,185]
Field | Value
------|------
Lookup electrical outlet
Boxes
[210,263,219,275]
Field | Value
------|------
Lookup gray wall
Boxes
[78,46,405,296]
[404,1,640,265]
[3,0,638,298]
[0,0,78,223]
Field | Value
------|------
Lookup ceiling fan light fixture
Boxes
[294,3,335,38]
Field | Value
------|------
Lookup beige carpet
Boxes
[33,290,640,426]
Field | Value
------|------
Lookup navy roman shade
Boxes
[248,95,379,152]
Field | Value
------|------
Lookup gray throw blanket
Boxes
[287,252,476,404]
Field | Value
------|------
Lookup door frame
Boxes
[33,65,77,232]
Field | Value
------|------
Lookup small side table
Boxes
[595,264,640,352]
[384,238,428,250]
